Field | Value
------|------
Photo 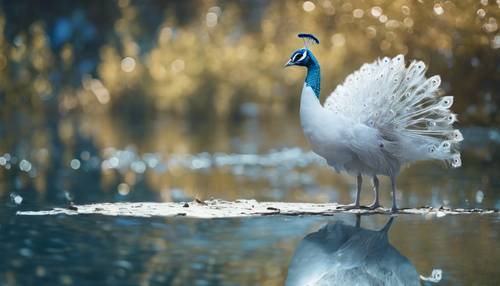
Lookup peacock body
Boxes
[286,34,462,211]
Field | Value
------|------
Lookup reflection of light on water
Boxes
[121,56,136,72]
[433,4,444,16]
[206,12,218,27]
[118,183,130,196]
[331,33,346,47]
[477,9,486,18]
[3,147,324,177]
[10,192,23,205]
[19,159,32,172]
[302,1,315,12]
[171,59,185,73]
[83,77,110,104]
[206,6,221,28]
[353,9,364,18]
[483,17,498,33]
[378,14,388,23]
[371,6,382,17]
[476,190,484,203]
[70,159,81,170]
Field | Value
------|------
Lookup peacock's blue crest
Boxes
[298,33,319,49]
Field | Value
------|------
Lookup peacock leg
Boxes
[344,174,363,210]
[343,174,362,210]
[368,176,381,209]
[355,174,362,207]
[390,175,398,213]
[368,176,380,210]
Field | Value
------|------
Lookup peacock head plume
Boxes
[285,33,320,68]
[286,33,322,98]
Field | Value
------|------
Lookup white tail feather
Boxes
[324,54,462,167]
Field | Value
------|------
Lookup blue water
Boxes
[1,211,499,285]
[1,121,499,285]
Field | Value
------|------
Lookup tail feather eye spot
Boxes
[450,130,463,141]
[440,141,451,151]
[428,145,436,153]
[447,114,457,124]
[430,75,441,87]
[416,61,426,71]
[440,96,454,108]
[451,154,461,168]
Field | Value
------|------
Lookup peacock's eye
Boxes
[292,51,307,62]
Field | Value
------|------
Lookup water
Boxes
[1,212,499,285]
[1,115,499,285]
[2,114,500,209]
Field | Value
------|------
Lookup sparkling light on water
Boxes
[68,159,79,170]
[331,33,346,47]
[433,4,444,16]
[121,57,136,72]
[476,190,484,203]
[19,159,32,172]
[302,1,315,12]
[118,183,130,196]
[10,192,23,205]
[371,6,382,17]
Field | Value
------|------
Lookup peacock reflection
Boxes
[285,216,421,286]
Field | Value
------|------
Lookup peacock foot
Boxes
[390,206,399,213]
[368,202,381,210]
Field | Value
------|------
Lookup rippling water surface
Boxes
[1,212,499,285]
[1,115,499,285]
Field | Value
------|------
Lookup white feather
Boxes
[303,54,461,177]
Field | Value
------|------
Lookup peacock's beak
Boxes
[284,59,294,68]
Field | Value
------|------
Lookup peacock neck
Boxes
[305,61,321,99]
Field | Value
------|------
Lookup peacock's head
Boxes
[285,48,311,67]
[285,33,320,68]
